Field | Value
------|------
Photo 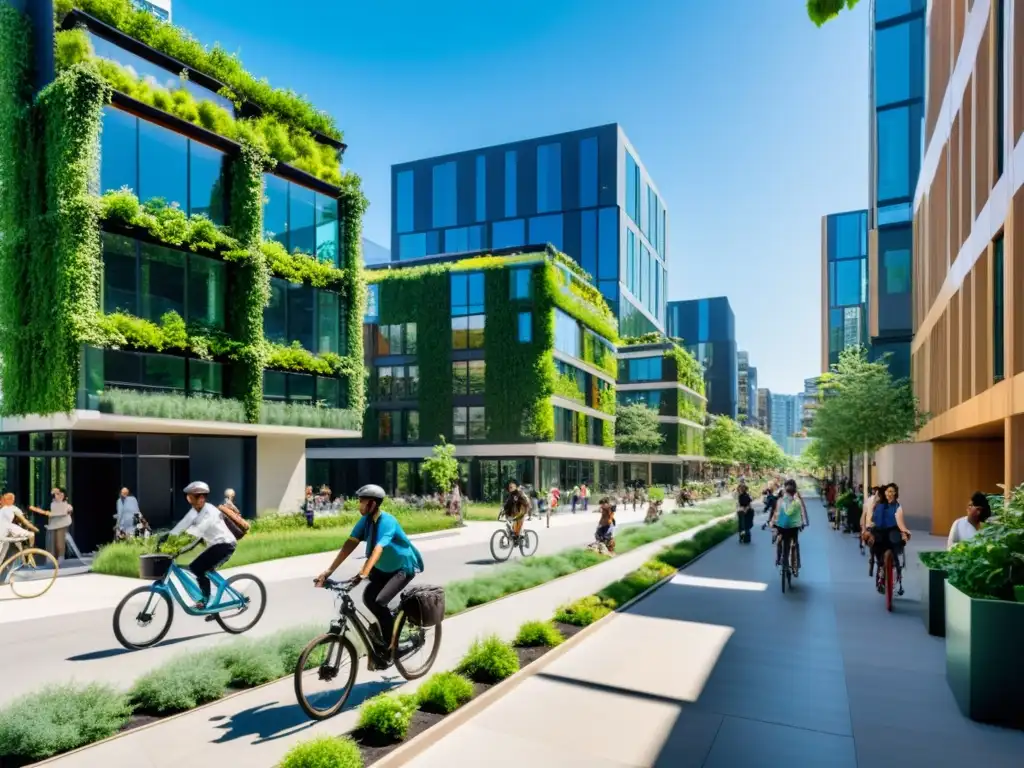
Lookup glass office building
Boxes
[391,124,668,336]
[667,297,738,418]
[867,0,923,381]
[821,209,870,370]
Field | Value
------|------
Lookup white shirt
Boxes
[169,502,236,547]
[947,516,978,549]
[0,505,16,528]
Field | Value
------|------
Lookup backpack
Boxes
[219,503,250,541]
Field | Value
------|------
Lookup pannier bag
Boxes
[400,585,446,627]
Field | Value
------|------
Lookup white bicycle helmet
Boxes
[183,481,211,495]
[355,484,386,500]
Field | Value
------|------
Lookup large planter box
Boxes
[920,554,947,637]
[945,580,1024,728]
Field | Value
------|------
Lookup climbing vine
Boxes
[339,175,368,414]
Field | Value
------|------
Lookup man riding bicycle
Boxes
[315,484,423,652]
[772,479,807,575]
[501,479,530,539]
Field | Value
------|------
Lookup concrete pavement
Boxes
[403,498,1024,768]
[34,513,730,768]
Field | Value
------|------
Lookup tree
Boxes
[807,0,861,26]
[421,437,459,493]
[615,403,664,454]
[736,425,788,472]
[704,415,741,462]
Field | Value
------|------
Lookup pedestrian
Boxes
[449,482,462,525]
[29,487,74,561]
[303,486,316,528]
[580,482,589,511]
[115,487,140,541]
[570,484,580,514]
[548,486,560,514]
[947,491,992,549]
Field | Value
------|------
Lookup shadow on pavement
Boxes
[67,632,219,661]
[209,679,399,745]
[463,558,500,566]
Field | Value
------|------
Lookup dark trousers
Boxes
[189,542,236,601]
[364,567,414,648]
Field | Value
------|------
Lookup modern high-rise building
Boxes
[132,0,171,22]
[821,209,870,371]
[907,0,1022,532]
[667,297,739,418]
[801,377,824,432]
[757,387,772,433]
[866,0,924,381]
[391,124,668,336]
[737,351,750,422]
[362,237,391,266]
[770,393,802,450]
[747,365,758,425]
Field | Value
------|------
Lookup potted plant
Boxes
[919,550,950,637]
[943,485,1024,728]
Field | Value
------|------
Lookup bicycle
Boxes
[489,515,538,561]
[775,527,801,593]
[111,538,267,650]
[872,533,908,612]
[0,539,58,599]
[294,578,442,720]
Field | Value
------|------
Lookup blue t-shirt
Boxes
[872,502,899,529]
[351,512,424,575]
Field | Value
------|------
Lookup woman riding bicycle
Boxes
[315,484,423,651]
[772,480,807,574]
[864,483,911,593]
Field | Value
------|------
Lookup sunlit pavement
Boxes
[406,497,1024,768]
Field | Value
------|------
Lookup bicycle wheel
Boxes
[519,529,539,557]
[393,613,442,680]
[294,634,358,720]
[3,548,58,599]
[884,551,894,612]
[490,529,514,561]
[113,586,174,650]
[214,574,267,634]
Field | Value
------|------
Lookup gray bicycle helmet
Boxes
[183,481,210,495]
[355,484,386,500]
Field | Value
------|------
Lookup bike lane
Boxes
[402,496,1024,767]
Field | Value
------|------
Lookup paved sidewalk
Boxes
[40,514,729,767]
[405,498,1024,768]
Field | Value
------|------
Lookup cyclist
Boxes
[501,479,530,539]
[772,479,807,575]
[315,484,423,651]
[161,481,241,610]
[865,483,911,593]
[0,493,37,550]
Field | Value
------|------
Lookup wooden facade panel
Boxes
[973,250,991,398]
[1015,0,1024,143]
[927,0,952,147]
[974,16,992,219]
[962,79,974,249]
[951,115,962,259]
[951,291,962,408]
[931,438,1005,535]
[962,270,974,401]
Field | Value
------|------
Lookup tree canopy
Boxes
[705,415,788,471]
[615,403,665,454]
[421,437,459,491]
[807,0,861,26]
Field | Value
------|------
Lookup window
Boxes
[139,242,185,322]
[188,141,227,225]
[101,108,138,196]
[995,0,1005,177]
[510,268,532,299]
[470,406,486,440]
[396,170,414,233]
[445,227,468,253]
[833,210,867,258]
[452,406,486,441]
[375,323,417,356]
[104,349,187,392]
[138,119,188,207]
[432,161,457,228]
[698,299,709,341]
[504,150,517,218]
[835,259,864,307]
[365,284,380,322]
[399,233,427,260]
[377,366,394,399]
[287,282,315,351]
[579,136,598,208]
[625,229,636,294]
[452,360,486,395]
[102,234,138,314]
[553,309,581,358]
[451,315,485,349]
[475,155,487,222]
[581,209,598,278]
[263,277,342,350]
[529,214,563,249]
[625,151,639,224]
[189,254,226,328]
[317,290,340,354]
[315,194,339,266]
[264,174,289,247]
[884,249,910,294]
[378,411,397,442]
[598,207,618,280]
[288,184,316,256]
[451,272,485,315]
[877,107,911,202]
[536,143,561,213]
[994,235,1005,381]
[640,245,650,304]
[626,357,663,382]
[407,411,420,442]
[878,202,912,225]
[518,312,532,343]
[188,359,223,395]
[875,17,923,108]
[492,218,524,249]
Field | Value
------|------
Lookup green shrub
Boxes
[919,550,951,570]
[416,671,475,714]
[357,693,418,742]
[216,641,286,687]
[597,561,676,607]
[269,625,322,671]
[648,486,666,502]
[513,620,564,648]
[279,736,363,768]
[130,653,231,714]
[554,596,615,627]
[456,635,520,683]
[0,683,131,760]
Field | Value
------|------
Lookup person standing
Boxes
[947,492,991,549]
[303,486,316,528]
[580,482,589,511]
[570,484,580,514]
[29,488,73,561]
[448,482,462,526]
[115,488,140,541]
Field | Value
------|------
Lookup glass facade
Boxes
[668,297,737,418]
[263,174,340,266]
[824,210,869,367]
[264,278,345,355]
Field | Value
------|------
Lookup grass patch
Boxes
[357,693,419,742]
[129,654,232,714]
[554,595,616,626]
[0,683,132,762]
[461,503,501,522]
[615,508,721,553]
[92,510,459,578]
[279,736,363,768]
[597,560,676,606]
[456,635,520,683]
[215,641,286,687]
[416,671,475,714]
[513,620,565,647]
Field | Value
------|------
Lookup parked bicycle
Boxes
[0,539,58,599]
[294,577,443,720]
[489,518,539,561]
[111,538,266,650]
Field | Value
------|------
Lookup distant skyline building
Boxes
[757,387,772,433]
[770,393,801,449]
[667,297,738,418]
[737,351,750,423]
[821,209,869,371]
[747,364,758,426]
[391,124,668,335]
[801,376,824,432]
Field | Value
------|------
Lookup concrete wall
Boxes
[256,435,306,514]
[873,442,934,533]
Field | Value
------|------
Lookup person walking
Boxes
[580,482,589,511]
[449,482,463,526]
[115,488,140,541]
[303,486,316,528]
[570,485,581,514]
[29,488,73,561]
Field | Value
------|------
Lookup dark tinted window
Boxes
[189,140,227,225]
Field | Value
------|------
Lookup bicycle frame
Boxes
[327,591,405,667]
[149,562,246,616]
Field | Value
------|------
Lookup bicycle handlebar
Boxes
[322,577,356,592]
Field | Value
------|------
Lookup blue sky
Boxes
[174,0,869,395]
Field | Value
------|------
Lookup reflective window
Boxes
[396,170,415,234]
[189,254,225,329]
[626,356,663,382]
[884,249,911,294]
[100,107,138,196]
[468,224,485,250]
[598,207,618,280]
[640,245,650,304]
[189,359,223,395]
[138,119,187,207]
[263,174,289,247]
[510,268,532,300]
[287,282,316,351]
[408,365,419,396]
[451,272,485,316]
[475,155,487,222]
[624,228,635,294]
[453,408,466,440]
[315,193,339,266]
[469,406,486,440]
[188,141,227,225]
[835,258,863,307]
[452,360,486,395]
[536,143,561,213]
[698,299,709,341]
[407,411,420,442]
[875,0,923,23]
[529,214,563,250]
[265,280,288,344]
[504,150,517,217]
[399,233,427,260]
[378,411,396,442]
[518,311,532,343]
[451,315,485,349]
[833,211,867,258]
[105,349,187,392]
[432,161,457,229]
[445,227,469,253]
[365,284,380,322]
[492,218,525,249]
[289,184,317,255]
[317,290,340,354]
[102,233,138,314]
[580,209,597,277]
[579,136,598,208]
[426,230,442,256]
[877,106,911,202]
[625,151,639,224]
[878,201,912,225]
[316,376,342,408]
[139,243,185,322]
[553,309,581,358]
[875,17,923,108]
